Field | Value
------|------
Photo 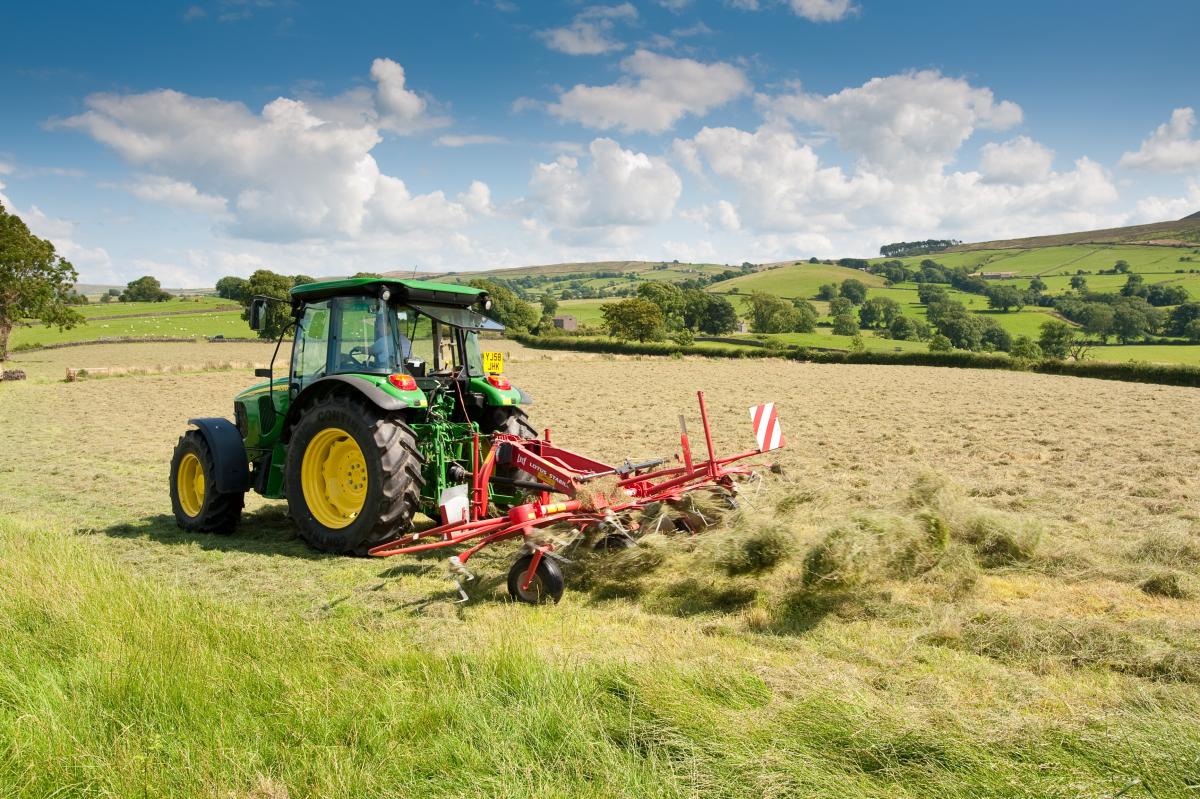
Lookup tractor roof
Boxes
[290,277,485,307]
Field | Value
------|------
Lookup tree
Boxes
[601,298,664,342]
[1028,277,1047,293]
[1079,303,1115,342]
[1120,273,1146,298]
[0,204,83,360]
[858,297,902,329]
[122,275,172,302]
[636,281,685,325]
[816,283,838,301]
[1112,305,1150,343]
[1113,259,1131,274]
[917,283,948,305]
[242,269,296,340]
[1069,275,1088,292]
[1168,303,1200,337]
[928,334,953,352]
[832,311,858,336]
[1038,319,1075,359]
[1010,335,1042,361]
[540,292,559,318]
[695,295,738,335]
[1185,318,1200,343]
[986,285,1024,312]
[747,292,791,333]
[937,314,985,351]
[790,298,819,333]
[981,320,1012,352]
[470,279,539,333]
[828,296,854,317]
[889,315,926,341]
[839,279,868,305]
[215,276,250,302]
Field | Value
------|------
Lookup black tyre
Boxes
[285,393,425,555]
[170,429,244,533]
[483,408,539,506]
[507,553,565,604]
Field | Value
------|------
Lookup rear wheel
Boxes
[170,430,244,533]
[483,408,539,507]
[286,393,425,554]
[507,553,564,604]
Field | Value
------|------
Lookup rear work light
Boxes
[388,373,418,391]
[486,374,511,390]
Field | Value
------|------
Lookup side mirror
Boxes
[249,298,267,331]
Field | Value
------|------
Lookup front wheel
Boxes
[507,553,564,604]
[169,430,244,533]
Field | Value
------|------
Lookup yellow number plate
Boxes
[482,351,504,374]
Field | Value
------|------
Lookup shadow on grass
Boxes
[100,505,449,565]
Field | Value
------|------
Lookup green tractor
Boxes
[169,277,537,555]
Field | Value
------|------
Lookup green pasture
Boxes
[12,309,252,349]
[707,263,886,299]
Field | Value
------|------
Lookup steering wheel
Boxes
[344,346,368,369]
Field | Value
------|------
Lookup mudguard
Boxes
[282,374,413,440]
[188,417,252,493]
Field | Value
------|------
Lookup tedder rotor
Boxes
[169,276,785,604]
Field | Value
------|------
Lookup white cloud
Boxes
[530,138,681,230]
[1120,108,1200,173]
[537,3,638,56]
[656,0,692,11]
[57,61,473,243]
[787,0,858,22]
[547,50,750,134]
[768,70,1022,177]
[675,122,1121,249]
[979,136,1054,185]
[369,57,447,134]
[1,178,115,281]
[435,134,509,147]
[1132,179,1200,222]
[458,180,494,216]
[126,174,228,213]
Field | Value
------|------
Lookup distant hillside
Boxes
[949,213,1200,251]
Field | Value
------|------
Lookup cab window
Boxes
[291,301,330,391]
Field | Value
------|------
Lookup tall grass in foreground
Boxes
[2,516,1199,798]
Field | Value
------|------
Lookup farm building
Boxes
[971,271,1018,279]
[553,314,578,331]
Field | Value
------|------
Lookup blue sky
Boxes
[2,0,1199,286]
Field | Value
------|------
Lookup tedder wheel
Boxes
[594,534,634,552]
[285,393,425,555]
[169,430,244,533]
[507,553,565,605]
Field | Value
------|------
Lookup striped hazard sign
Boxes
[749,402,784,452]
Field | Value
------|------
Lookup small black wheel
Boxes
[594,534,634,552]
[507,553,564,604]
[170,429,244,533]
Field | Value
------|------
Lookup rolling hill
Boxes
[947,212,1200,251]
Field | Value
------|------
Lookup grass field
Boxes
[707,262,887,299]
[11,308,251,349]
[72,296,239,318]
[2,341,1199,797]
[873,244,1200,279]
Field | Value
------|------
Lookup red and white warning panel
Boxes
[750,402,784,452]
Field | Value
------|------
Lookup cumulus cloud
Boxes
[0,177,115,280]
[1120,108,1200,173]
[1132,179,1200,222]
[529,138,681,230]
[768,70,1022,177]
[126,174,228,213]
[674,121,1120,248]
[547,50,750,133]
[537,3,638,56]
[979,136,1054,185]
[57,60,479,243]
[787,0,858,22]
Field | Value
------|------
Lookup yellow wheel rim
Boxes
[301,427,368,529]
[177,452,206,517]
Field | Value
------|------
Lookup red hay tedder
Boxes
[368,392,786,604]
